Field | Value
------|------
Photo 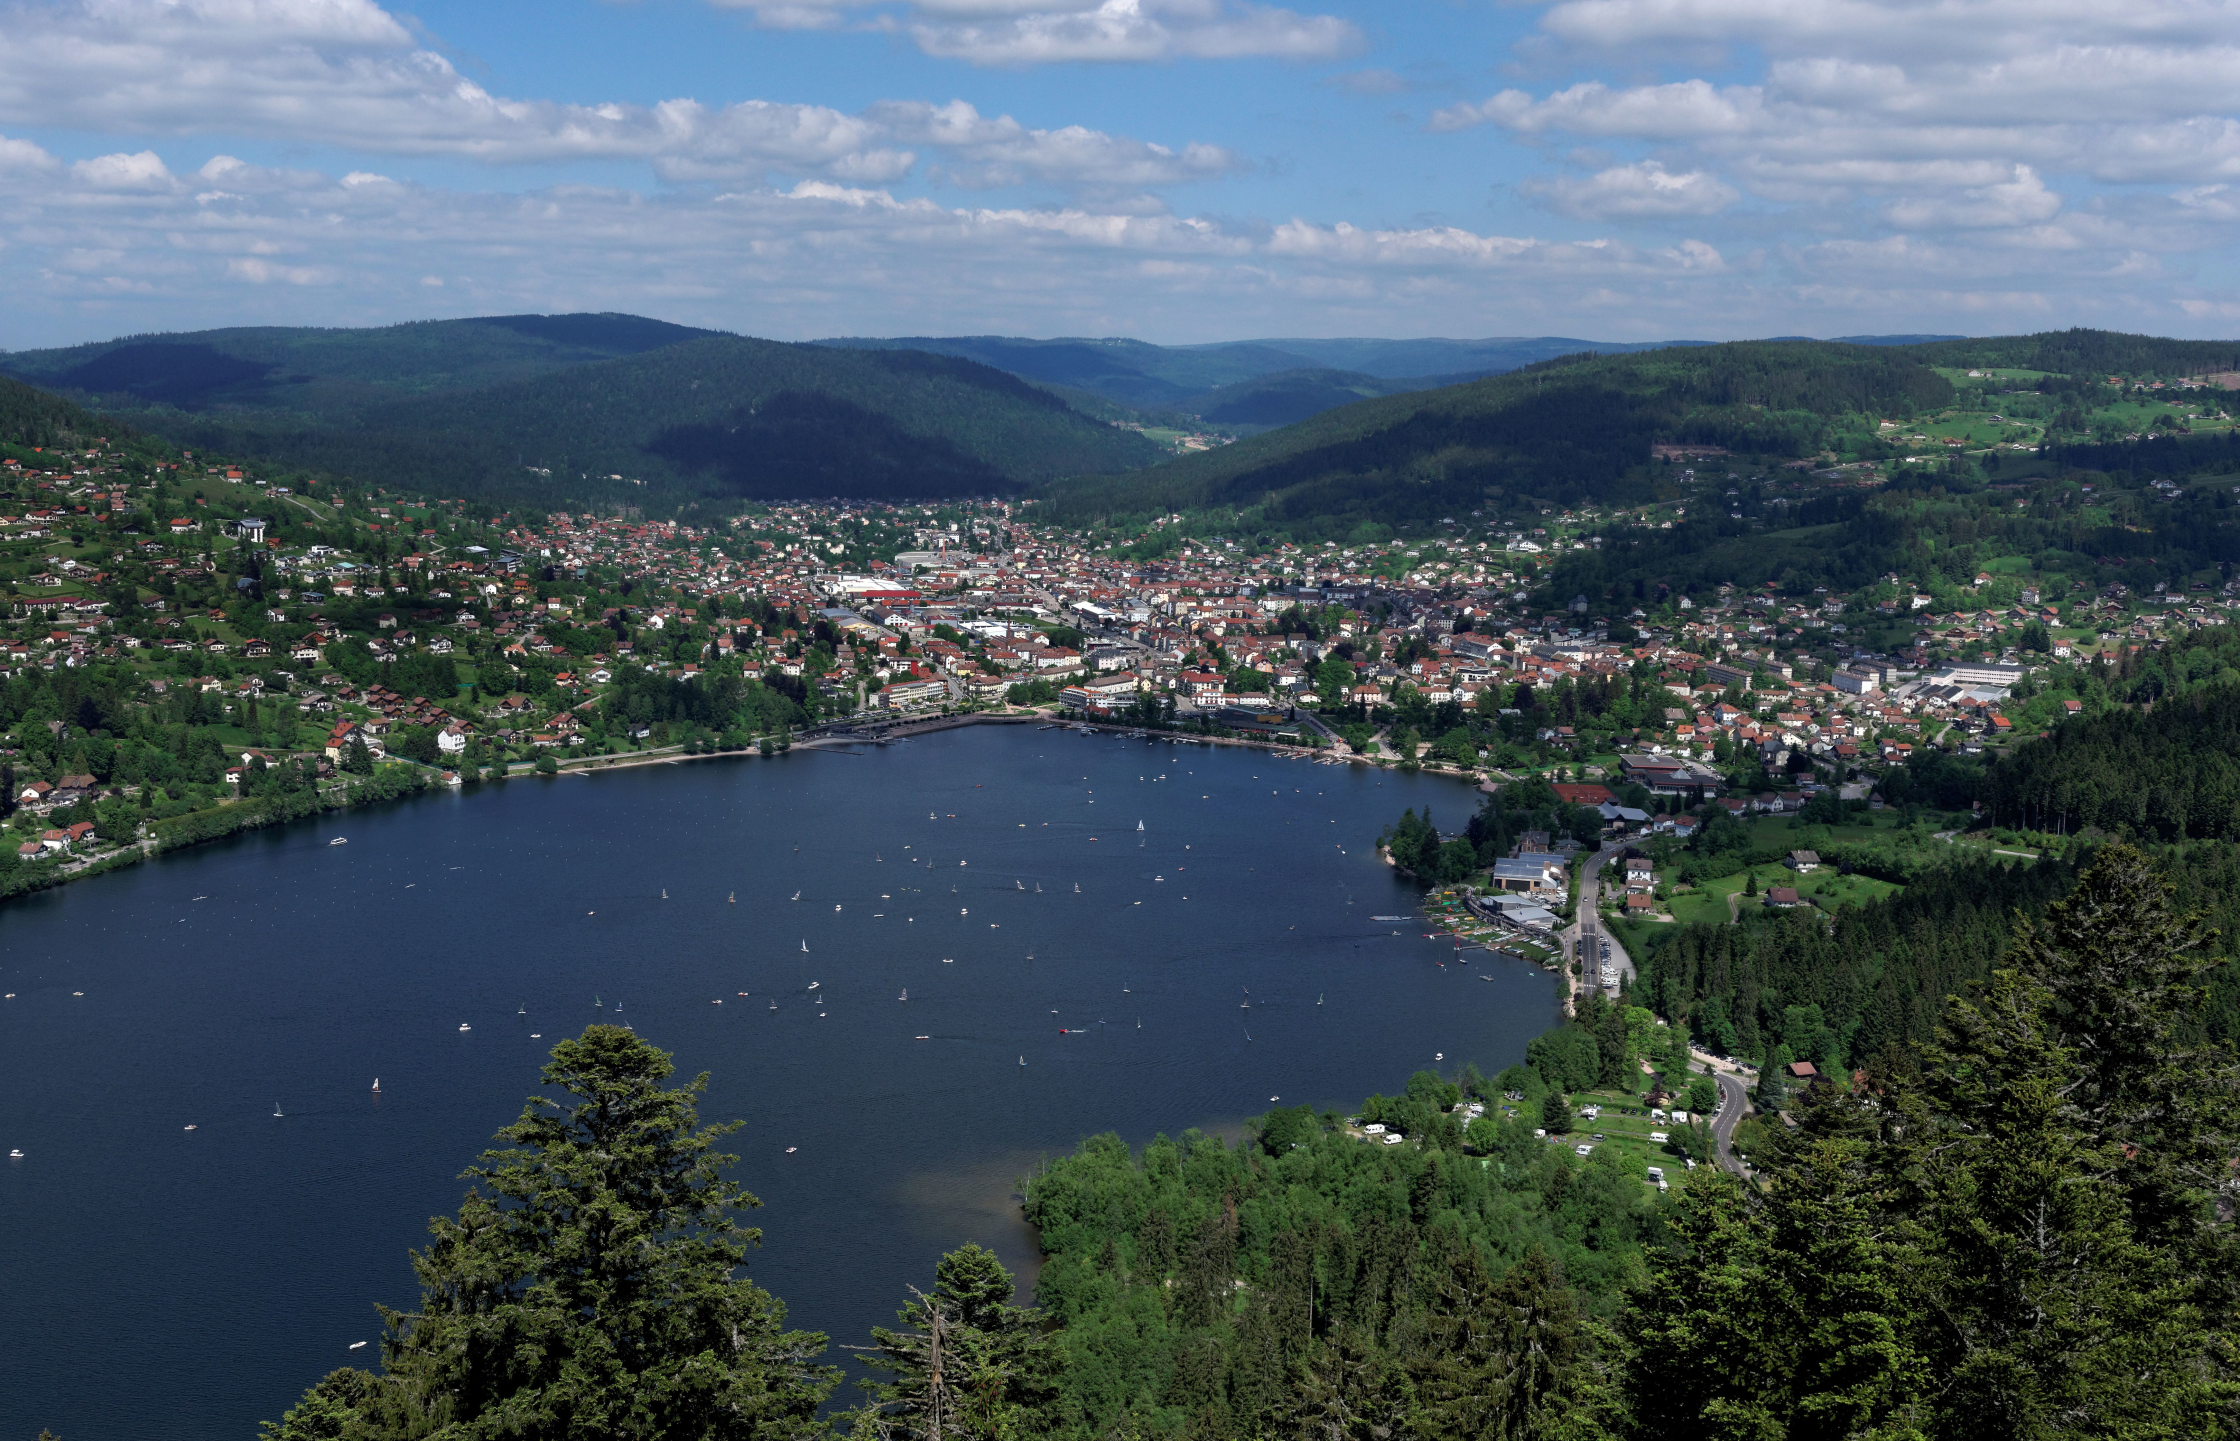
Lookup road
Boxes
[1708,1067,1751,1177]
[1561,841,1637,997]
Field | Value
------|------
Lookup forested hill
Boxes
[1,312,722,415]
[1043,340,1955,532]
[813,332,1708,412]
[157,336,1164,505]
[0,373,108,449]
[1904,327,2240,378]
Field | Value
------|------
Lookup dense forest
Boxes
[1637,855,2079,1075]
[0,373,108,448]
[257,844,2240,1441]
[3,331,1163,511]
[1,312,723,414]
[1983,676,2240,838]
[1908,326,2240,378]
[148,338,1161,508]
[1044,341,1956,535]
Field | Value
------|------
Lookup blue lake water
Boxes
[0,725,1562,1440]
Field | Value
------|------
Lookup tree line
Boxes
[248,842,2240,1441]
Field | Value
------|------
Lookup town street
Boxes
[1561,841,1637,998]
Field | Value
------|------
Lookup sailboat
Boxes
[371,1078,380,1093]
[791,890,801,901]
[273,1101,284,1117]
[898,988,908,1001]
[1073,882,1081,893]
[1016,879,1024,890]
[662,889,669,900]
[1019,1056,1026,1067]
[594,995,602,1008]
[1137,820,1144,831]
[729,892,736,904]
[517,1002,526,1015]
[801,939,809,952]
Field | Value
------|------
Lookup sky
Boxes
[4,0,2240,350]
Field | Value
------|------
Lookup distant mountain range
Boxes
[0,317,1159,504]
[49,316,2240,529]
[810,333,1965,420]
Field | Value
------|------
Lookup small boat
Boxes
[769,1000,778,1010]
[184,1124,196,1131]
[785,1146,798,1154]
[1435,1052,1444,1061]
[459,1023,471,1032]
[349,1341,369,1351]
[915,1034,930,1040]
[329,837,347,846]
[807,982,820,990]
[7,1149,20,1158]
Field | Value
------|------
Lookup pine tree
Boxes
[1414,1249,1591,1441]
[852,1244,1057,1441]
[260,1027,836,1441]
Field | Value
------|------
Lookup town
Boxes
[1,419,2225,907]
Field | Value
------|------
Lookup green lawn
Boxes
[1643,859,1901,929]
[1518,1078,1707,1192]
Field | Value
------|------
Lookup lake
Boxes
[0,725,1563,1439]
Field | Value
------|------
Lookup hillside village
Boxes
[0,425,2230,894]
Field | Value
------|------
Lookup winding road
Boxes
[1708,1067,1751,1177]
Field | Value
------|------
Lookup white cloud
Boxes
[1438,0,2240,253]
[71,150,176,190]
[0,0,1237,195]
[1884,166,2061,229]
[1432,81,1759,140]
[710,0,1361,64]
[0,144,1798,346]
[1524,161,1740,219]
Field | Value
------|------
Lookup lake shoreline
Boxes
[4,707,1476,910]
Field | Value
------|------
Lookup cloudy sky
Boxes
[4,0,2240,349]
